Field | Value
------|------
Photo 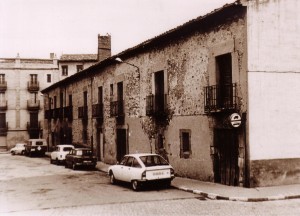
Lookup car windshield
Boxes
[139,155,169,167]
[16,144,24,147]
[76,150,92,156]
[63,147,73,152]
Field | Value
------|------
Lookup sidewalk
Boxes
[96,161,300,202]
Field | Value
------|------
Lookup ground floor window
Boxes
[180,129,191,159]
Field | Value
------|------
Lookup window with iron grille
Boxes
[47,74,51,83]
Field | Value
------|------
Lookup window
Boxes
[180,129,191,159]
[110,84,113,97]
[47,74,51,83]
[0,74,5,83]
[62,66,68,76]
[30,74,38,83]
[76,65,83,72]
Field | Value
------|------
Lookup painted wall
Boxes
[247,0,300,160]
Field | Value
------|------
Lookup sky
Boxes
[0,0,234,59]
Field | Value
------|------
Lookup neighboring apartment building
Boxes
[41,0,300,188]
[0,54,59,151]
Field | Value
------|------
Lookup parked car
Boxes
[25,139,48,157]
[10,143,26,155]
[108,153,175,191]
[65,148,97,170]
[50,144,74,165]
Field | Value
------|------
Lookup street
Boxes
[0,154,299,216]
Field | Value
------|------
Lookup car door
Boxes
[113,156,128,181]
[122,157,134,182]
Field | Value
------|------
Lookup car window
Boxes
[63,147,73,152]
[125,157,134,167]
[132,158,142,168]
[120,157,128,165]
[140,155,169,167]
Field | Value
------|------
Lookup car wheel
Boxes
[72,163,76,170]
[131,180,141,191]
[164,180,172,188]
[21,151,25,155]
[11,151,15,155]
[56,158,59,165]
[50,159,53,164]
[109,172,116,184]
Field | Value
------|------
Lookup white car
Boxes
[50,144,74,165]
[108,153,175,191]
[10,143,26,155]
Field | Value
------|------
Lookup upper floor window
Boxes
[47,74,51,83]
[110,84,113,97]
[62,66,68,76]
[76,65,83,72]
[0,74,5,83]
[30,74,38,84]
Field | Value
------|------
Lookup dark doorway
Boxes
[29,112,39,139]
[116,129,127,162]
[214,129,239,186]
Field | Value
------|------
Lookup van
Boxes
[25,139,48,157]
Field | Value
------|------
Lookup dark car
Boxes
[25,139,48,157]
[65,148,97,170]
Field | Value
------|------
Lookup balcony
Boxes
[64,106,73,120]
[27,100,40,111]
[0,100,7,111]
[146,94,168,118]
[27,81,39,92]
[52,108,61,119]
[27,121,41,135]
[110,100,124,117]
[204,83,238,113]
[92,103,103,119]
[0,81,7,92]
[0,122,8,136]
[44,109,52,120]
[78,106,88,119]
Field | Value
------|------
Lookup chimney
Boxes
[98,34,111,62]
[50,53,55,59]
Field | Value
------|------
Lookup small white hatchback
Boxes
[50,144,74,165]
[10,143,26,155]
[108,153,175,191]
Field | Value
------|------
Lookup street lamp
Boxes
[115,57,141,116]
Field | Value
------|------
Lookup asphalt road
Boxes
[0,153,299,216]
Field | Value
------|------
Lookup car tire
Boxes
[109,172,116,185]
[72,163,76,170]
[56,158,59,165]
[11,151,15,155]
[21,151,25,155]
[50,159,53,164]
[131,180,141,191]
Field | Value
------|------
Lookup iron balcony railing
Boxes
[78,106,88,119]
[0,81,7,92]
[204,83,238,113]
[110,100,124,117]
[44,109,52,120]
[92,103,103,118]
[146,94,168,117]
[27,100,40,111]
[0,100,7,111]
[27,81,39,92]
[26,121,41,131]
[64,106,73,120]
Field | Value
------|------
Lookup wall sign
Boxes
[229,113,242,128]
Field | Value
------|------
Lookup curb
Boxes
[176,186,300,202]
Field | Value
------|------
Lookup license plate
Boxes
[146,169,171,180]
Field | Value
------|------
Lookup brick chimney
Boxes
[98,34,111,62]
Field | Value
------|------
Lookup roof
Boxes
[59,54,98,62]
[42,1,244,93]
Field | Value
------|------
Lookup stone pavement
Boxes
[96,161,300,202]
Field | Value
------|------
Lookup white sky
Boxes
[0,0,234,59]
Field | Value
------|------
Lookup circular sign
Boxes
[229,113,242,128]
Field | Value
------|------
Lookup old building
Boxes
[0,54,59,151]
[41,0,300,187]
